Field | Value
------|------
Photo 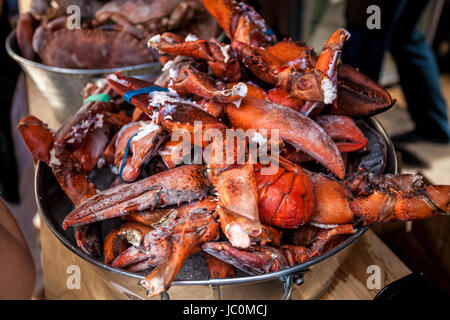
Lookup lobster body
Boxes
[255,164,315,229]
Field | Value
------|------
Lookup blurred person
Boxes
[0,198,36,299]
[342,0,450,144]
[1,0,44,296]
[0,0,20,202]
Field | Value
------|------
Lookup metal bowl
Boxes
[6,29,161,123]
[35,118,397,300]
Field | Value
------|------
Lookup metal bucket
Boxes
[35,119,397,300]
[6,29,161,123]
[35,117,397,300]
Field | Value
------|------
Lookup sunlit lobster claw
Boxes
[202,224,355,274]
[314,115,367,153]
[201,0,277,47]
[231,29,394,117]
[282,115,368,164]
[148,32,241,81]
[62,164,211,228]
[105,73,263,249]
[113,120,168,182]
[232,28,350,106]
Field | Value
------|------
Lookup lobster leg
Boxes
[203,224,355,273]
[350,185,450,225]
[202,242,288,275]
[106,73,229,138]
[123,197,218,227]
[139,210,219,296]
[111,200,219,269]
[169,64,248,104]
[209,158,263,249]
[308,172,355,226]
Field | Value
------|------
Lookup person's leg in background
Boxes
[389,0,450,143]
[342,0,405,82]
[0,0,20,203]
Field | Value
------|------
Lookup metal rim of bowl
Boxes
[35,117,397,287]
[6,29,159,75]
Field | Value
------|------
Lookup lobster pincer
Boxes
[62,164,211,228]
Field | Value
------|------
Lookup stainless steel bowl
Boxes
[35,117,397,300]
[6,29,161,123]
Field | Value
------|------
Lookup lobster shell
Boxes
[255,164,315,229]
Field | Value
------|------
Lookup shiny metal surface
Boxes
[34,115,397,299]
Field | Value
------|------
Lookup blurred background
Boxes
[1,0,449,298]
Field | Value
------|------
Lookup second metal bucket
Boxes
[6,29,161,123]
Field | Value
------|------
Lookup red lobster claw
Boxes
[201,0,277,47]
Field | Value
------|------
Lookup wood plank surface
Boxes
[40,218,411,300]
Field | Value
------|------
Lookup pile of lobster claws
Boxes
[17,0,449,298]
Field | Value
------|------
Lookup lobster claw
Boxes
[17,115,54,164]
[324,63,396,118]
[62,165,211,228]
[255,162,315,229]
[169,64,247,104]
[106,72,229,137]
[148,32,241,81]
[281,224,355,266]
[314,115,367,153]
[225,97,346,179]
[113,121,168,182]
[201,0,277,47]
[202,242,288,275]
[233,28,350,105]
[347,173,450,225]
[106,73,158,113]
[139,209,219,296]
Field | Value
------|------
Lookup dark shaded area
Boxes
[375,272,449,301]
[433,1,450,72]
[343,0,450,143]
[0,1,20,203]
